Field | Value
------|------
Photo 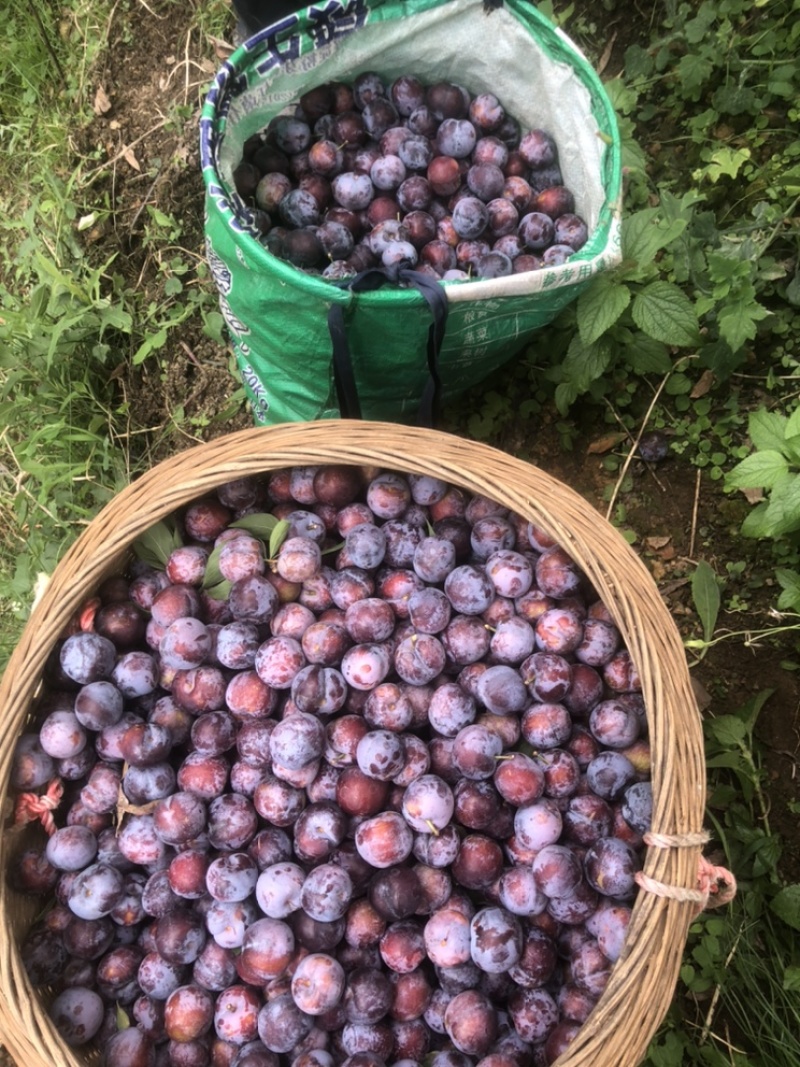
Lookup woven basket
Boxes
[0,421,706,1067]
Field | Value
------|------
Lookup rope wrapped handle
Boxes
[635,831,737,916]
[12,778,64,837]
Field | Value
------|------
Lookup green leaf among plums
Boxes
[132,519,183,570]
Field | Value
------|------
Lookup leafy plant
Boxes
[726,407,800,540]
[457,0,800,442]
[644,690,800,1067]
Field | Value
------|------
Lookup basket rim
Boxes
[0,421,706,1067]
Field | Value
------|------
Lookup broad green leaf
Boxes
[623,44,653,80]
[694,147,751,184]
[269,519,290,559]
[704,752,749,772]
[748,408,788,454]
[685,4,717,44]
[717,295,770,353]
[203,311,227,343]
[116,1004,131,1030]
[620,208,658,263]
[664,372,692,395]
[562,334,612,392]
[676,53,714,97]
[770,885,800,932]
[691,560,720,642]
[133,327,168,365]
[783,433,800,465]
[231,513,279,538]
[554,381,578,415]
[706,252,751,291]
[99,304,133,332]
[767,78,795,99]
[750,833,782,878]
[205,579,233,601]
[132,519,182,570]
[776,569,800,611]
[738,688,774,736]
[631,282,701,346]
[647,1030,693,1067]
[764,472,800,536]
[784,406,800,441]
[784,965,800,992]
[625,334,672,374]
[712,84,757,117]
[620,209,687,271]
[148,206,176,229]
[725,450,790,490]
[740,501,773,539]
[705,715,746,748]
[203,544,224,588]
[603,75,638,117]
[28,283,49,322]
[576,277,631,345]
[679,963,696,987]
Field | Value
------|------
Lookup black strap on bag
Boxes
[327,265,449,427]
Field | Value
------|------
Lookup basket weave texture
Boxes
[0,421,706,1067]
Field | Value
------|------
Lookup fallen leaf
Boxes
[597,31,618,76]
[208,34,235,60]
[660,576,691,596]
[690,369,715,398]
[587,432,627,455]
[122,145,141,172]
[93,85,112,115]
[691,674,713,711]
[645,535,672,550]
[651,559,666,581]
[742,486,764,504]
[109,120,121,131]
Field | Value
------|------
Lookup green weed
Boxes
[644,689,800,1066]
[0,0,238,670]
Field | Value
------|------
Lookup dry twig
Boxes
[689,467,702,558]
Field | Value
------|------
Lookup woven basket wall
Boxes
[0,421,706,1067]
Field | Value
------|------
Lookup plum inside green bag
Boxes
[200,0,622,426]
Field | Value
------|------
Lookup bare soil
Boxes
[2,1,798,1063]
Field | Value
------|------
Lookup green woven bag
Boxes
[200,0,622,425]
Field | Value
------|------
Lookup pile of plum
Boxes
[232,73,590,281]
[10,463,652,1067]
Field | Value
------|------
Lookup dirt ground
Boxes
[2,1,798,1063]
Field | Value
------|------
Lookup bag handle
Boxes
[327,266,449,427]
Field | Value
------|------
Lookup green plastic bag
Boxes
[200,0,622,426]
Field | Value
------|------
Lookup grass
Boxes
[0,0,234,664]
[1,0,799,1064]
[1,1,124,663]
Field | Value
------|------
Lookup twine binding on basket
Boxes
[635,830,737,916]
[12,777,64,837]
